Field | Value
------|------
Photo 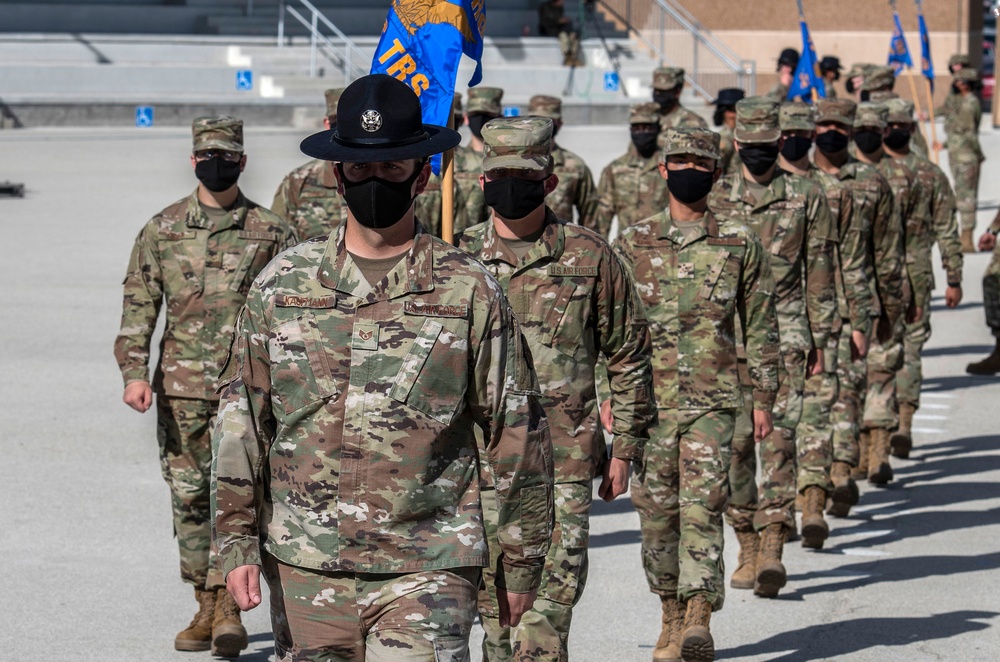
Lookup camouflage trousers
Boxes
[262,553,478,662]
[863,320,905,430]
[949,154,981,231]
[633,409,734,611]
[831,320,867,467]
[727,350,806,531]
[985,244,1000,335]
[155,395,224,590]
[480,482,591,662]
[897,306,933,408]
[795,336,838,493]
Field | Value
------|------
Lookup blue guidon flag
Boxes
[371,0,486,174]
[787,19,825,102]
[887,11,913,75]
[918,12,935,91]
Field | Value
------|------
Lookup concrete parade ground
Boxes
[1,120,999,661]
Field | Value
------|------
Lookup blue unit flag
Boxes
[918,13,935,91]
[787,20,825,102]
[371,0,486,173]
[887,12,913,75]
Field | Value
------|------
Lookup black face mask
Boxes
[738,143,780,176]
[860,90,871,102]
[815,131,850,154]
[854,130,884,154]
[780,136,813,162]
[845,78,857,95]
[467,114,493,140]
[483,176,548,220]
[653,90,678,113]
[951,82,961,95]
[883,128,911,151]
[631,131,659,158]
[338,163,423,229]
[666,168,716,204]
[195,157,241,192]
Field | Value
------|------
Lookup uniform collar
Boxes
[551,144,567,168]
[185,188,249,230]
[729,169,790,210]
[626,142,663,171]
[317,221,435,299]
[657,207,720,247]
[478,207,565,268]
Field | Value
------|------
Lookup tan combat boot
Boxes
[868,427,894,485]
[828,461,859,517]
[960,228,976,253]
[891,403,915,458]
[800,486,830,549]
[730,526,759,589]
[653,596,685,662]
[212,588,248,658]
[174,588,215,652]
[852,431,870,480]
[754,523,787,598]
[966,339,1000,375]
[680,595,715,662]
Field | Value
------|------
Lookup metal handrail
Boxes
[278,0,368,81]
[594,0,755,97]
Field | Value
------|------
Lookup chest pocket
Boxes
[539,274,594,362]
[229,231,280,294]
[270,310,342,415]
[697,248,742,312]
[159,230,202,294]
[390,314,470,426]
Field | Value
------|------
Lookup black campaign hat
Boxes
[712,88,745,107]
[819,56,843,72]
[777,48,800,70]
[301,74,461,163]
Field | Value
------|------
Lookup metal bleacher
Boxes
[0,0,715,127]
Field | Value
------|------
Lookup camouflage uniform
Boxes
[765,81,789,101]
[811,99,898,473]
[708,98,839,532]
[883,99,964,413]
[653,67,709,151]
[271,88,346,241]
[868,90,929,159]
[943,69,984,233]
[457,117,655,662]
[212,224,555,659]
[614,128,780,611]
[114,117,298,591]
[455,87,503,230]
[527,95,598,227]
[594,103,669,237]
[858,102,916,434]
[780,102,845,498]
[718,123,739,177]
[414,94,474,239]
[982,217,1000,336]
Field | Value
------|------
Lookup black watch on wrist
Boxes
[989,228,999,237]
[947,281,961,288]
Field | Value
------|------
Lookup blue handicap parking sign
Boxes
[236,70,253,91]
[603,71,620,93]
[502,106,520,117]
[135,106,154,128]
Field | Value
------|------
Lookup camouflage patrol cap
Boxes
[861,65,896,91]
[885,98,915,124]
[528,94,563,120]
[953,67,980,82]
[854,102,888,130]
[630,102,661,125]
[847,62,876,80]
[948,53,971,68]
[467,86,504,115]
[734,97,781,143]
[653,67,685,90]
[868,90,900,103]
[779,102,815,132]
[481,116,553,172]
[324,88,346,120]
[662,127,720,161]
[192,115,243,153]
[814,98,857,126]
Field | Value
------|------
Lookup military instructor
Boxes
[212,74,555,661]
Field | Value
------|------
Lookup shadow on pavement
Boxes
[921,343,995,357]
[590,495,636,517]
[922,374,1000,392]
[718,611,998,661]
[786,553,1000,593]
[239,632,275,662]
[589,528,641,548]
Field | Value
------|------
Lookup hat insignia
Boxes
[361,110,382,133]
